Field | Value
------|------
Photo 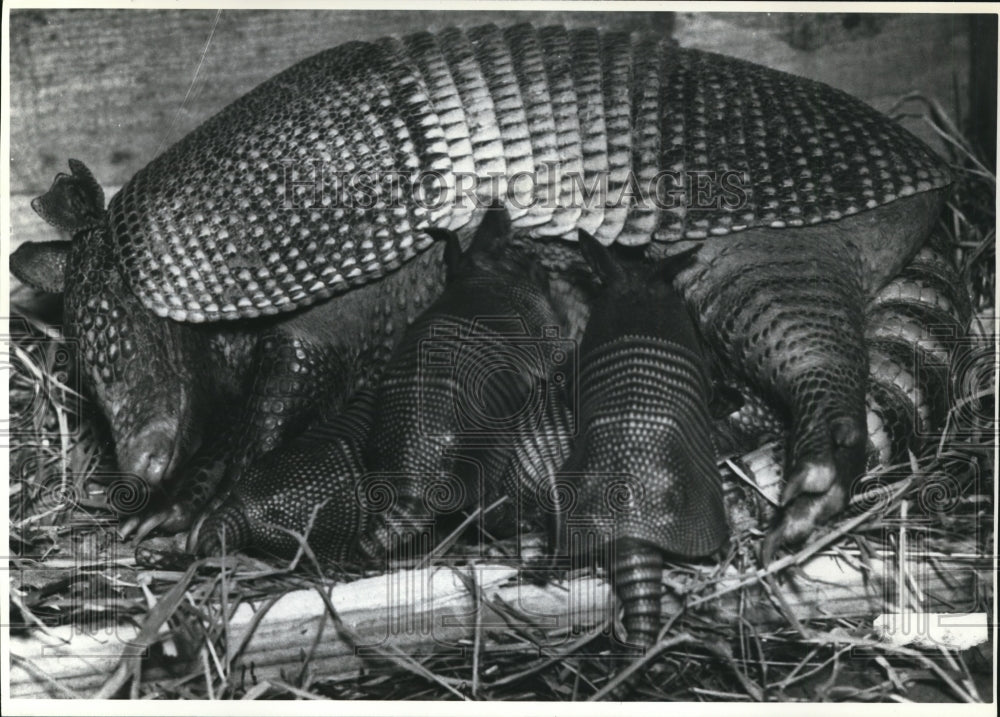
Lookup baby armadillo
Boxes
[193,391,375,563]
[360,205,574,563]
[564,232,728,649]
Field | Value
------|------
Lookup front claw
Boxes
[116,492,176,541]
[764,414,866,561]
[132,506,179,544]
[115,439,234,562]
[134,535,198,571]
[763,481,849,563]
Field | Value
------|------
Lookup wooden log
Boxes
[9,550,984,699]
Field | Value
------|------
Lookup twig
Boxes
[588,634,694,701]
[10,654,83,699]
[94,562,201,698]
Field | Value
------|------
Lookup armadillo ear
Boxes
[67,159,105,213]
[10,241,70,294]
[480,201,512,237]
[424,227,463,278]
[577,229,624,285]
[31,159,105,234]
[469,203,512,255]
[443,232,464,278]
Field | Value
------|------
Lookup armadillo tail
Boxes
[865,238,972,461]
[613,538,664,648]
[193,498,253,557]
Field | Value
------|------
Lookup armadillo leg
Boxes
[237,333,345,463]
[672,230,869,550]
[135,334,340,539]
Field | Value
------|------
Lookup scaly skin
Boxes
[658,189,945,553]
[192,390,376,563]
[359,207,572,563]
[194,208,575,564]
[12,24,951,553]
[718,233,972,510]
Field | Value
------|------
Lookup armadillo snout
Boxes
[117,419,187,487]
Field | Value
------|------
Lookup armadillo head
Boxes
[576,236,701,356]
[12,162,212,488]
[443,203,551,295]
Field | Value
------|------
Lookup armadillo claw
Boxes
[116,515,141,541]
[765,413,866,560]
[764,480,849,563]
[134,535,196,570]
[132,507,177,544]
[156,501,199,534]
[133,443,232,541]
[117,490,201,543]
[778,460,838,504]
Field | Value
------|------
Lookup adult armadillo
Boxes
[11,22,951,548]
[194,206,574,563]
[564,232,727,648]
[15,160,451,537]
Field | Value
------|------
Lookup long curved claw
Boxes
[132,507,177,544]
[157,498,201,535]
[184,514,207,555]
[763,481,849,565]
[115,489,206,543]
[764,413,866,562]
[117,515,142,540]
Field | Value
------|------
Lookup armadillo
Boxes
[11,22,951,550]
[193,390,375,563]
[194,206,574,563]
[563,232,727,648]
[359,205,573,562]
[722,235,973,550]
[190,227,968,659]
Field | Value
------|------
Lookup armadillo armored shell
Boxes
[105,23,951,323]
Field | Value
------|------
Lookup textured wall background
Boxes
[7,9,974,260]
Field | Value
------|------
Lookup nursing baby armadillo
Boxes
[193,390,376,563]
[565,233,727,649]
[11,22,952,550]
[194,206,574,563]
[360,205,574,562]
